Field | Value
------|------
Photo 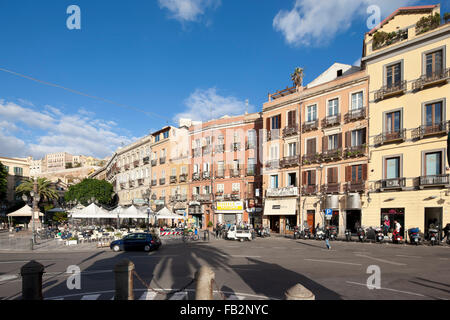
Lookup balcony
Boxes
[151,160,157,167]
[192,148,202,158]
[322,183,341,194]
[345,107,366,122]
[283,125,299,138]
[151,180,157,186]
[159,157,166,165]
[378,178,406,191]
[170,176,177,184]
[412,121,449,140]
[230,169,242,178]
[301,185,317,196]
[215,144,225,154]
[202,171,211,180]
[302,120,319,133]
[215,170,225,179]
[192,173,201,181]
[266,187,298,197]
[246,141,257,150]
[170,195,188,202]
[230,142,242,152]
[418,174,449,188]
[302,153,322,165]
[321,149,342,162]
[374,81,407,101]
[179,174,187,183]
[193,194,212,203]
[133,160,139,168]
[374,130,406,145]
[265,160,279,170]
[344,145,367,159]
[231,191,240,200]
[412,69,450,91]
[129,180,135,187]
[143,157,150,165]
[266,130,280,141]
[246,165,257,176]
[203,145,212,155]
[344,181,366,193]
[280,156,299,168]
[322,114,341,128]
[120,183,126,190]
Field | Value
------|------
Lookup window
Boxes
[248,130,256,145]
[288,173,297,187]
[218,135,224,144]
[155,134,160,142]
[270,175,279,189]
[385,111,401,133]
[328,99,339,116]
[193,164,199,173]
[203,163,210,173]
[216,184,224,193]
[13,167,22,176]
[424,152,442,176]
[163,131,169,139]
[351,165,363,182]
[306,171,316,186]
[307,105,317,122]
[287,110,297,127]
[385,157,401,179]
[171,168,176,176]
[271,115,281,129]
[425,102,443,126]
[203,186,210,194]
[327,167,338,184]
[217,161,224,171]
[181,166,187,174]
[426,50,443,77]
[306,138,316,155]
[386,63,401,88]
[351,92,363,110]
[193,187,199,195]
[270,145,279,160]
[328,135,338,150]
[287,142,297,157]
[232,183,240,192]
[351,129,366,147]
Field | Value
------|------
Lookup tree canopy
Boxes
[15,177,59,202]
[0,162,7,202]
[64,179,114,206]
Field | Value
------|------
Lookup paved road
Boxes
[0,237,449,300]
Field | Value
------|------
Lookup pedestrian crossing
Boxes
[46,289,269,301]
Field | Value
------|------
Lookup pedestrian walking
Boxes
[325,226,331,250]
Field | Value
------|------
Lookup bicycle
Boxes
[182,232,199,243]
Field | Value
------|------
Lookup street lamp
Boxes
[22,180,41,245]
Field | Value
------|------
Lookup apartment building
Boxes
[188,113,263,229]
[0,157,30,209]
[362,4,450,236]
[44,152,73,172]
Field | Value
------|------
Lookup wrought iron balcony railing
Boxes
[143,157,150,165]
[151,179,157,186]
[344,107,366,122]
[151,160,157,167]
[159,157,166,165]
[280,156,299,168]
[344,181,366,193]
[302,153,322,165]
[374,130,406,145]
[322,114,341,128]
[412,121,449,140]
[418,174,449,188]
[344,145,367,158]
[321,149,342,162]
[374,81,407,101]
[215,144,225,154]
[215,170,225,179]
[170,176,177,184]
[202,171,211,180]
[302,120,319,133]
[377,178,406,191]
[321,183,341,194]
[412,68,450,91]
[301,185,317,195]
[230,169,242,178]
[230,142,242,151]
[265,160,279,169]
[159,178,166,185]
[192,173,201,181]
[283,125,299,137]
[179,174,187,183]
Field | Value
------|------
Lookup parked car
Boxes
[110,233,161,252]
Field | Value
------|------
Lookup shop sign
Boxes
[216,201,243,213]
[266,187,298,197]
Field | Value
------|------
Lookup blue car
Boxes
[110,233,161,252]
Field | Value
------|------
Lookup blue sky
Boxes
[0,0,447,159]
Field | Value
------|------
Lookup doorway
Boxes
[425,207,443,238]
[381,208,405,237]
[346,210,361,233]
[306,210,315,233]
[269,215,280,233]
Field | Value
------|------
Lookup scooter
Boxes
[428,228,439,246]
[329,226,338,241]
[408,228,421,245]
[357,227,366,242]
[302,227,312,240]
[315,228,325,240]
[344,229,352,241]
[293,226,301,240]
[375,227,384,243]
[392,230,403,244]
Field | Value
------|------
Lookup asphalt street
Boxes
[0,236,449,300]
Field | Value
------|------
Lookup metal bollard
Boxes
[285,284,315,300]
[114,259,135,300]
[21,260,44,300]
[195,266,215,300]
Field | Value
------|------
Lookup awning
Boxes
[7,205,44,217]
[263,199,297,216]
[156,207,186,220]
[119,206,148,219]
[70,203,114,219]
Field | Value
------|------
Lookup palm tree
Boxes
[15,178,59,203]
[291,67,304,87]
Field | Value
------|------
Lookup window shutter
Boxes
[345,131,351,148]
[311,138,316,154]
[327,168,333,184]
[266,118,270,132]
[338,133,343,149]
[322,136,328,152]
[278,115,281,129]
[362,164,368,181]
[361,128,367,145]
[302,171,307,186]
[346,166,352,182]
[311,170,316,185]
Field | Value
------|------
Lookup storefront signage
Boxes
[216,201,244,213]
[266,187,298,197]
[133,199,147,205]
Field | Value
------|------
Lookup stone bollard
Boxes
[21,260,44,300]
[114,259,135,300]
[285,284,315,300]
[195,265,215,300]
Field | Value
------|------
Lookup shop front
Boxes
[216,201,244,227]
[381,208,405,237]
[263,198,297,234]
[188,201,203,229]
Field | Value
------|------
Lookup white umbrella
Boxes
[7,205,44,217]
[70,203,114,219]
[156,207,186,220]
[119,205,148,219]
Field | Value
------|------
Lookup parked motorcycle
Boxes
[293,226,300,239]
[357,227,366,242]
[375,227,384,243]
[344,229,352,241]
[408,228,421,245]
[428,228,439,246]
[392,230,403,244]
[329,226,338,241]
[302,227,312,240]
[315,228,325,240]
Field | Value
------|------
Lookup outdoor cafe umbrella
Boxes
[118,205,148,219]
[7,205,44,217]
[155,207,186,220]
[46,208,66,213]
[69,203,114,219]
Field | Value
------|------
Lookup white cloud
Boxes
[0,100,136,159]
[158,0,220,23]
[174,88,253,122]
[273,0,418,47]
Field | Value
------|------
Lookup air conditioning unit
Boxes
[386,180,399,187]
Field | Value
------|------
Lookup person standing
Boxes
[325,226,331,250]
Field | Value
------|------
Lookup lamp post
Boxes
[22,178,41,245]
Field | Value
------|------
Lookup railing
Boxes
[377,178,406,190]
[215,170,225,179]
[412,121,449,139]
[322,183,340,194]
[230,142,242,151]
[159,178,166,185]
[265,160,279,169]
[374,80,407,101]
[283,125,299,137]
[143,157,150,165]
[170,195,188,202]
[344,145,367,158]
[374,130,406,145]
[179,174,187,183]
[418,174,449,187]
[192,173,201,181]
[151,160,157,167]
[321,149,342,162]
[322,114,341,128]
[151,180,157,186]
[159,157,166,165]
[345,107,366,122]
[215,144,225,153]
[230,169,242,178]
[192,194,212,202]
[280,156,299,168]
[202,171,211,180]
[192,148,202,158]
[203,145,212,155]
[302,153,322,165]
[302,120,319,133]
[266,187,298,197]
[266,130,280,141]
[246,141,257,150]
[344,181,365,193]
[170,176,177,184]
[412,68,450,91]
[301,185,317,195]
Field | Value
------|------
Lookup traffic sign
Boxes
[325,209,333,220]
